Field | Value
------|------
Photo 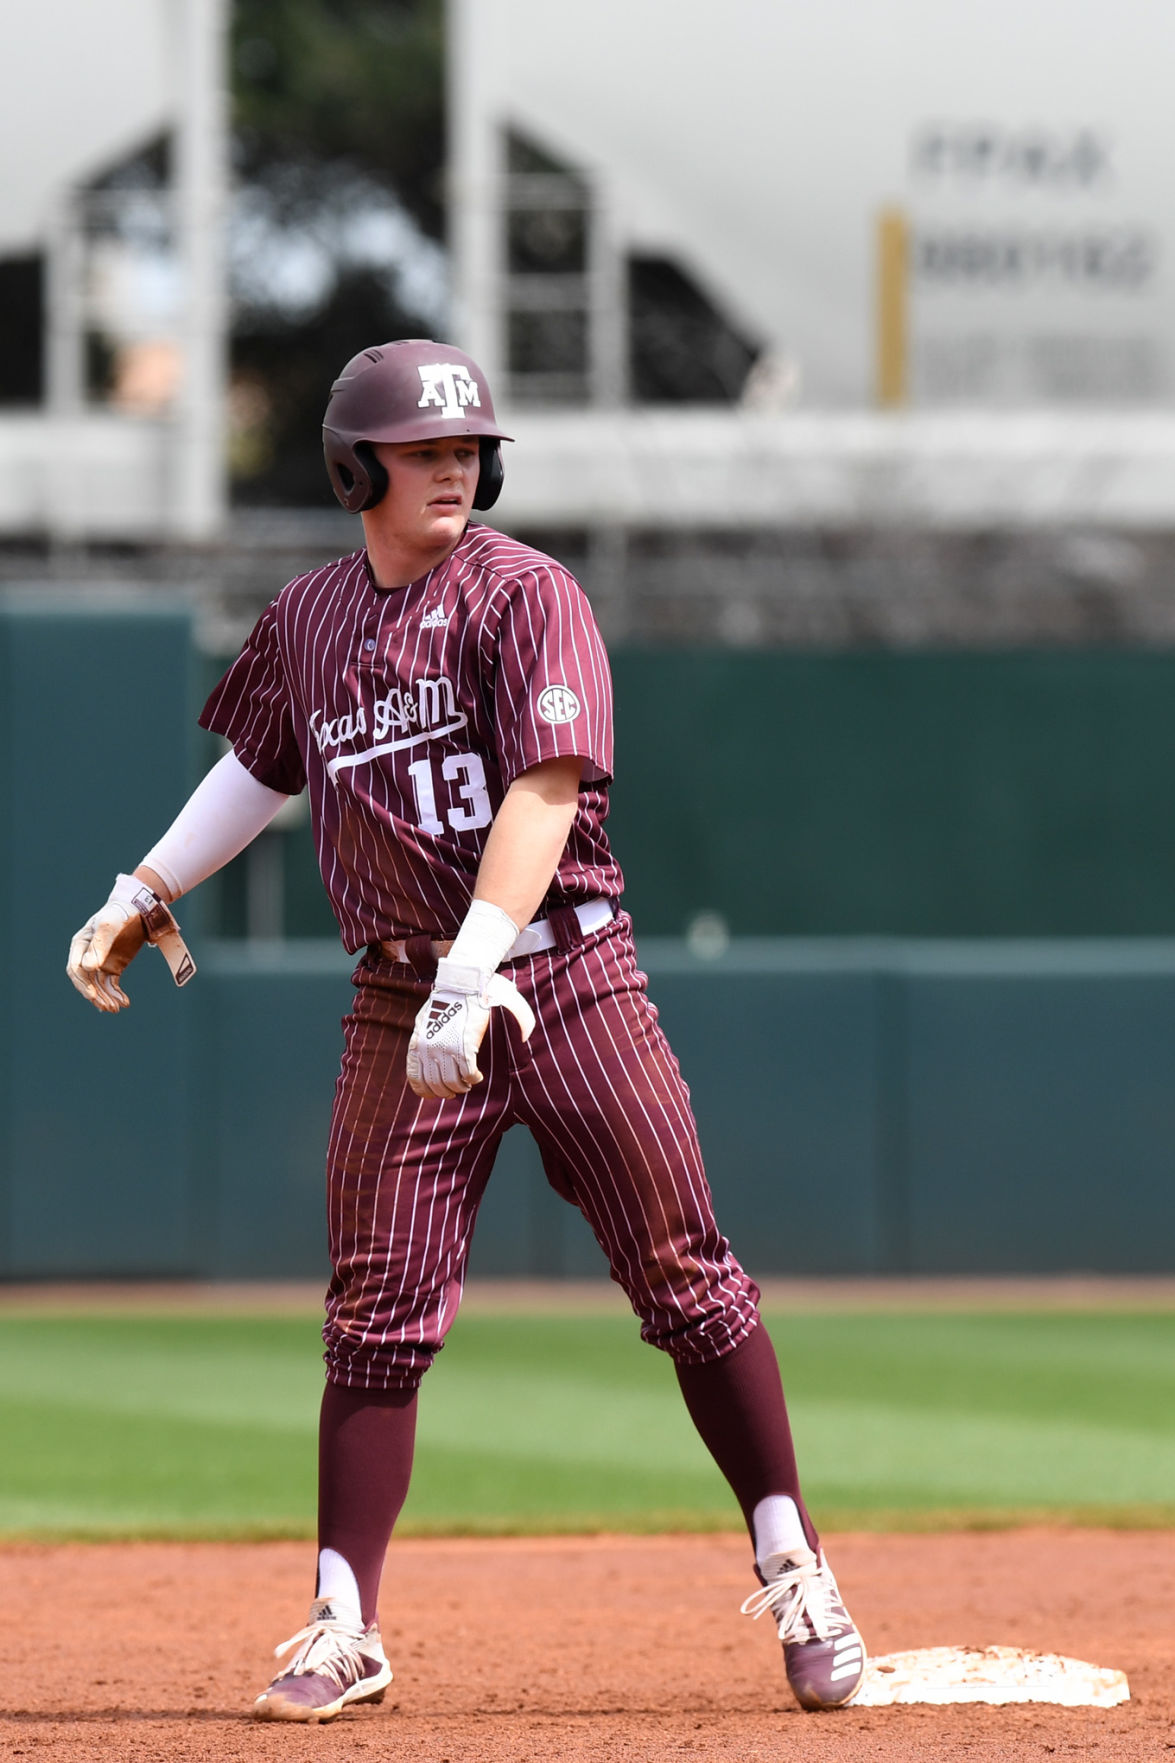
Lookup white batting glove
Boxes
[67,873,196,1014]
[406,958,536,1100]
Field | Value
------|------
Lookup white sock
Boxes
[315,1547,363,1626]
[752,1494,813,1580]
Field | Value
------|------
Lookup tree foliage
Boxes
[232,0,445,239]
[228,0,445,502]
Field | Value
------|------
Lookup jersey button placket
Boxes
[357,616,382,673]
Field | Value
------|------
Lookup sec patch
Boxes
[537,684,581,724]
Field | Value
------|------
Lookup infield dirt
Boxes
[3,1528,1172,1762]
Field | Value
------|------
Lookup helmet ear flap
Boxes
[472,439,504,510]
[351,442,388,511]
[323,434,387,512]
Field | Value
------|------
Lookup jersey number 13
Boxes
[407,752,493,836]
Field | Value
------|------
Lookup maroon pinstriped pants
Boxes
[322,912,762,1390]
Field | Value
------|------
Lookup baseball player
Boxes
[66,339,865,1721]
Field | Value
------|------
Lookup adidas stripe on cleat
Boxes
[741,1546,866,1711]
[253,1597,393,1723]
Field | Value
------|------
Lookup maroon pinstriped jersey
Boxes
[200,524,623,949]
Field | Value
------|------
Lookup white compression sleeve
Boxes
[140,750,291,897]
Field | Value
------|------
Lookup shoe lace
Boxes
[273,1617,368,1692]
[740,1558,838,1644]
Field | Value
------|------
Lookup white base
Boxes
[850,1645,1129,1708]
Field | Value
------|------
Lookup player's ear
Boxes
[472,439,504,510]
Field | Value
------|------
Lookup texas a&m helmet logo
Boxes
[417,362,482,420]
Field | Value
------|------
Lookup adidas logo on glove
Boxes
[424,999,462,1040]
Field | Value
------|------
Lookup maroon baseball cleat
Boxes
[253,1597,392,1723]
[741,1546,866,1711]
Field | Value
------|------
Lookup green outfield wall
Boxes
[606,648,1175,940]
[0,596,204,1278]
[206,646,1175,943]
[7,934,1175,1281]
[5,600,1175,1281]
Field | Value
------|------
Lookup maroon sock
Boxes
[674,1319,819,1552]
[317,1381,418,1625]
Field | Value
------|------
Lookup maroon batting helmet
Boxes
[323,338,512,513]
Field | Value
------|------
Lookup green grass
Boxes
[0,1307,1172,1539]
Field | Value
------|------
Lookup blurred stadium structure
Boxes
[453,0,1173,417]
[4,2,1175,645]
[0,1,227,543]
[451,0,1175,645]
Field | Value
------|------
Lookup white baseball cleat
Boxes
[741,1546,866,1711]
[253,1597,392,1723]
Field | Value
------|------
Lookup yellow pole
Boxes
[875,207,909,408]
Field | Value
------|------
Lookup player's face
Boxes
[370,437,481,553]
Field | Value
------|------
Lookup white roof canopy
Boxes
[0,2,172,252]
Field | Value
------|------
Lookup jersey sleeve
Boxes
[492,563,614,789]
[198,599,307,795]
